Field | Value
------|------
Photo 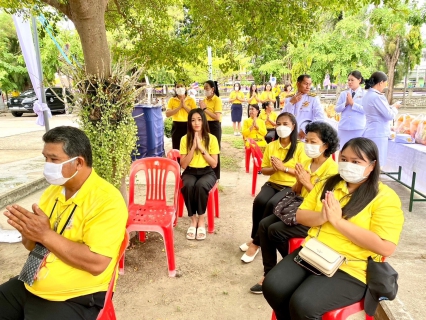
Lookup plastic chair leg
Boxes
[214,187,219,218]
[138,231,146,242]
[245,148,251,173]
[162,227,176,277]
[178,192,185,218]
[252,166,258,196]
[207,192,215,234]
[119,253,125,275]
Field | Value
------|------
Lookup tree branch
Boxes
[42,0,71,17]
[112,0,126,19]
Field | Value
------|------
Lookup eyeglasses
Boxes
[36,253,57,281]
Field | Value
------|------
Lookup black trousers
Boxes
[263,249,366,320]
[275,96,280,109]
[258,214,309,276]
[181,166,217,216]
[0,276,105,320]
[171,121,188,150]
[208,121,221,179]
[265,129,276,144]
[251,183,291,246]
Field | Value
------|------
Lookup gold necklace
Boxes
[54,204,72,232]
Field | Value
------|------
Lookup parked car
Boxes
[8,87,72,117]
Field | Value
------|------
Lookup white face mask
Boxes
[176,88,185,96]
[43,157,78,185]
[276,125,292,138]
[338,162,370,183]
[205,89,212,97]
[234,86,239,91]
[304,143,324,159]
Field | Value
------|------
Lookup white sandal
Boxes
[196,227,206,240]
[186,226,196,240]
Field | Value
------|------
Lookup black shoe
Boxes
[250,283,262,294]
[257,170,262,175]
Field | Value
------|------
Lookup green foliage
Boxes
[164,116,173,138]
[66,61,142,188]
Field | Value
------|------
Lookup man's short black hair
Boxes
[297,74,311,83]
[43,126,93,167]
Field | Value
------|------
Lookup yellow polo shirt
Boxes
[260,90,275,102]
[300,180,404,283]
[242,118,268,148]
[299,157,338,198]
[166,96,197,122]
[180,133,220,168]
[262,140,309,186]
[26,170,127,301]
[258,110,278,129]
[273,86,281,98]
[202,95,222,121]
[247,93,259,105]
[229,91,245,104]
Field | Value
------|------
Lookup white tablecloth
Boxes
[382,140,426,194]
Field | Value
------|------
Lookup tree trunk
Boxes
[385,37,401,103]
[68,0,110,76]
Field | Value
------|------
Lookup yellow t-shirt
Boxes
[229,91,245,104]
[273,86,281,98]
[26,170,127,301]
[246,93,259,105]
[299,157,338,198]
[262,140,309,186]
[258,111,278,129]
[242,118,267,148]
[260,90,275,102]
[180,133,220,168]
[202,95,222,122]
[299,180,404,284]
[166,96,197,122]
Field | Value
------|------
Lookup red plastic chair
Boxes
[245,144,252,173]
[167,149,220,234]
[271,238,381,320]
[123,157,180,277]
[97,230,129,320]
[247,138,263,196]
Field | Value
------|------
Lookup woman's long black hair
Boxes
[274,112,298,163]
[320,137,380,219]
[249,83,258,98]
[205,80,220,97]
[186,109,210,153]
[365,71,387,90]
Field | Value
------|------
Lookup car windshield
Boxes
[21,90,35,96]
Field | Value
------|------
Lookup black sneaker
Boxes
[250,283,262,294]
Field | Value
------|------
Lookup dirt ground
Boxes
[0,131,276,320]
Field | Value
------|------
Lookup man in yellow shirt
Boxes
[1,126,127,319]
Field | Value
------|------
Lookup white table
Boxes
[382,140,426,211]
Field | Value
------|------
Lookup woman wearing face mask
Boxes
[242,104,267,151]
[260,82,276,110]
[180,109,219,240]
[199,80,222,179]
[240,112,309,263]
[250,121,339,294]
[334,71,366,148]
[247,83,261,117]
[263,137,404,320]
[229,83,245,136]
[258,101,278,143]
[362,71,401,166]
[166,83,197,150]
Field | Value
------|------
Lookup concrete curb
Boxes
[0,178,48,208]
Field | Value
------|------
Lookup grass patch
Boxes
[221,154,240,171]
[222,126,234,135]
[231,139,245,149]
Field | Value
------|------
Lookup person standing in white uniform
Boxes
[335,71,366,148]
[362,71,400,166]
[282,74,326,140]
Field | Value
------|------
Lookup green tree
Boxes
[369,2,424,101]
[0,11,30,94]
